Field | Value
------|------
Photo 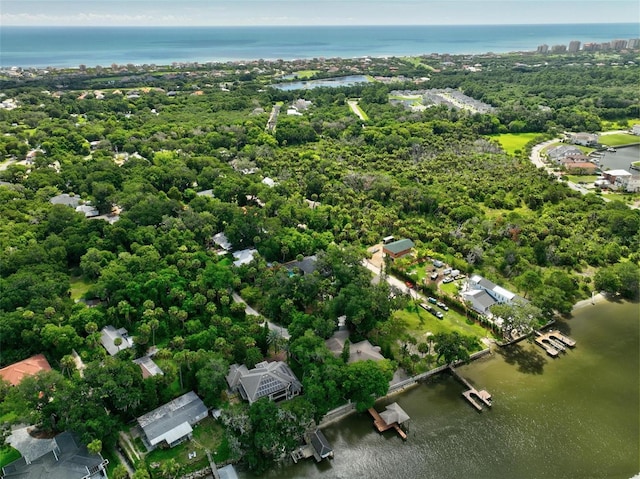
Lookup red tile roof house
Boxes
[0,354,52,386]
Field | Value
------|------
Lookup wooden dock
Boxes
[535,330,576,357]
[368,408,407,440]
[450,366,492,411]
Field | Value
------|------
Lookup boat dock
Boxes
[535,330,576,357]
[450,366,492,412]
[368,405,408,440]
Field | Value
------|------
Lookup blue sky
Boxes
[2,0,639,26]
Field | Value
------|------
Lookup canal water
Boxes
[597,144,640,172]
[239,300,639,479]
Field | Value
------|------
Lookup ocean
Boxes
[1,23,638,69]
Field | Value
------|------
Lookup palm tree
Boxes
[60,355,76,378]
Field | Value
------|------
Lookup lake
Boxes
[597,144,640,172]
[272,75,371,91]
[239,299,639,479]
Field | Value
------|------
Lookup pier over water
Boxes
[450,366,492,411]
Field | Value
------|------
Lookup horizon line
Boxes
[3,21,639,28]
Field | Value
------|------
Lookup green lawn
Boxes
[292,70,319,79]
[393,303,489,344]
[0,447,21,468]
[567,175,598,184]
[145,417,229,478]
[489,133,541,155]
[600,133,640,147]
[69,276,93,300]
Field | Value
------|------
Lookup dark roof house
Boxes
[2,431,108,479]
[382,238,415,259]
[137,391,208,450]
[226,361,302,404]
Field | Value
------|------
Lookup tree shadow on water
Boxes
[495,343,547,375]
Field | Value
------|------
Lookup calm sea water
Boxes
[1,24,638,68]
[244,300,639,479]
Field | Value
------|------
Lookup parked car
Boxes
[433,260,444,268]
[430,271,439,280]
[436,301,449,311]
[442,276,454,284]
[428,297,437,304]
[443,268,452,276]
[435,311,444,319]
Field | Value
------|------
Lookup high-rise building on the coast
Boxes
[551,44,567,53]
[600,42,612,51]
[628,38,640,49]
[568,41,581,52]
[612,39,628,50]
[537,44,549,53]
[583,42,599,51]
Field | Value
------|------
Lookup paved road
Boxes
[231,291,290,339]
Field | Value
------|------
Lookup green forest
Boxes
[0,50,638,477]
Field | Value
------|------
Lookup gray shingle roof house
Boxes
[49,193,80,208]
[100,325,134,356]
[383,238,415,259]
[462,289,496,314]
[2,431,108,479]
[226,361,302,404]
[137,391,208,450]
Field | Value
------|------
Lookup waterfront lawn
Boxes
[600,133,639,146]
[0,447,21,469]
[489,132,541,155]
[145,417,229,477]
[394,304,488,343]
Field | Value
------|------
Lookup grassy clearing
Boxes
[145,417,229,477]
[347,100,369,121]
[0,447,21,468]
[489,133,540,155]
[293,70,319,79]
[600,133,640,147]
[69,276,93,300]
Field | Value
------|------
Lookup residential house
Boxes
[461,288,496,314]
[383,238,415,260]
[632,124,640,136]
[100,325,134,356]
[133,356,164,378]
[325,330,385,363]
[75,204,99,218]
[232,248,258,267]
[0,354,52,386]
[285,255,318,275]
[568,132,599,146]
[463,274,524,315]
[137,391,208,450]
[560,158,598,174]
[602,169,633,185]
[226,361,302,404]
[546,145,582,163]
[49,193,80,208]
[2,431,108,479]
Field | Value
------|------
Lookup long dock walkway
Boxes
[368,408,407,440]
[450,366,492,411]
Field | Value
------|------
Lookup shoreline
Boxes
[572,292,607,311]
